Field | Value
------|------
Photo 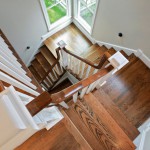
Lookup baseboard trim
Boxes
[135,49,150,68]
[96,40,137,55]
[96,40,150,68]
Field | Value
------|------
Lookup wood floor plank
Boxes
[102,59,150,127]
[16,120,82,150]
[35,53,51,72]
[64,103,104,150]
[40,45,56,65]
[81,93,135,150]
[44,23,92,58]
[93,88,140,140]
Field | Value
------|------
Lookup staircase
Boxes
[1,24,149,150]
[62,92,138,150]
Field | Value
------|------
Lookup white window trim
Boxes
[74,0,99,34]
[40,0,71,31]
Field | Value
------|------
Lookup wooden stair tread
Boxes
[107,48,116,55]
[40,45,56,65]
[16,120,82,150]
[28,66,42,83]
[81,44,99,57]
[44,38,58,58]
[102,58,150,128]
[85,45,107,61]
[31,59,46,78]
[120,50,129,58]
[93,89,140,140]
[82,93,136,150]
[35,52,51,72]
[63,102,104,150]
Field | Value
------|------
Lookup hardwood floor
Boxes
[25,23,150,150]
[15,120,82,150]
[101,59,150,128]
[44,23,92,58]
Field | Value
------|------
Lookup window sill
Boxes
[41,16,72,41]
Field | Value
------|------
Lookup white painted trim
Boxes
[73,18,95,44]
[26,40,43,67]
[135,49,150,68]
[0,71,39,96]
[40,0,71,32]
[133,118,150,149]
[41,17,73,41]
[96,41,150,68]
[0,62,37,89]
[96,40,137,54]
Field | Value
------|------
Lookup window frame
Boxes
[40,0,71,31]
[74,0,99,34]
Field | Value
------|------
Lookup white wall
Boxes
[0,0,47,64]
[92,0,150,58]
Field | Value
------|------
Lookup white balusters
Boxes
[52,69,58,79]
[0,71,39,96]
[49,73,56,82]
[93,69,98,75]
[61,50,68,68]
[77,60,81,75]
[80,86,88,99]
[85,66,91,78]
[59,101,69,109]
[0,62,36,89]
[69,55,73,70]
[73,58,77,73]
[58,50,64,72]
[67,54,70,69]
[79,62,86,79]
[55,64,62,75]
[73,92,78,103]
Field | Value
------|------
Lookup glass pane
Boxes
[90,3,96,12]
[80,8,93,26]
[47,3,67,24]
[79,0,97,26]
[44,0,56,8]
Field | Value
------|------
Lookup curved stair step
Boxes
[93,89,140,140]
[82,93,136,150]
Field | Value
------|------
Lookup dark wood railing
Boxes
[26,65,113,116]
[39,44,112,90]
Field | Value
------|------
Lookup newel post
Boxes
[57,40,68,68]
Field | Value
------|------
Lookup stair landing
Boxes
[101,59,150,128]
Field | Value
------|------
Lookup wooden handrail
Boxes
[62,47,111,69]
[26,91,52,116]
[40,47,61,83]
[51,65,113,103]
[40,46,112,84]
[26,65,113,116]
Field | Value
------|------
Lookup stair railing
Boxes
[58,40,111,80]
[27,65,114,116]
[39,47,65,91]
[0,29,42,97]
[39,40,111,91]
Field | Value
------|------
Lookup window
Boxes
[41,0,71,30]
[77,0,98,32]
